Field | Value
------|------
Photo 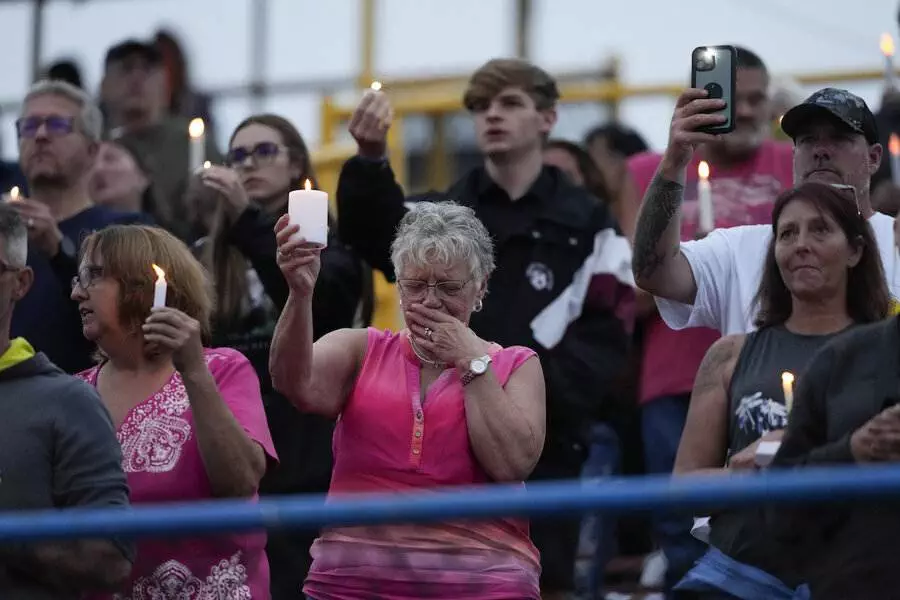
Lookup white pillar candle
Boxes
[697,161,714,233]
[151,264,168,308]
[890,135,900,186]
[188,118,206,174]
[781,371,795,414]
[288,179,329,247]
[883,34,897,89]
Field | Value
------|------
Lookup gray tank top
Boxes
[710,324,851,557]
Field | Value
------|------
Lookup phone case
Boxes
[691,45,737,134]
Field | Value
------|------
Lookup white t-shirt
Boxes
[656,212,900,335]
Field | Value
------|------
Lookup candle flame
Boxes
[188,118,205,139]
[203,160,211,169]
[304,179,312,191]
[698,161,710,180]
[781,371,795,385]
[882,33,895,57]
[151,264,166,281]
[9,186,19,202]
[370,81,382,91]
[891,134,900,156]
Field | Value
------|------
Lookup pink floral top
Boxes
[77,347,278,600]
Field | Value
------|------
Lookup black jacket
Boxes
[337,156,635,454]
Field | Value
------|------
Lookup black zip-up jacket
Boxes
[337,155,635,454]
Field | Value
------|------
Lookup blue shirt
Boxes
[11,205,152,374]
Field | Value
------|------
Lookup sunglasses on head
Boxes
[827,183,862,218]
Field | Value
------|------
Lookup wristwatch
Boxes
[460,354,492,386]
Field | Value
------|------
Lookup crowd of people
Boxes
[2,27,900,600]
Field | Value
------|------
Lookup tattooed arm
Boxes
[674,334,744,476]
[632,87,725,303]
[632,167,699,303]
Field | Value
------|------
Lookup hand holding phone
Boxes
[659,46,736,174]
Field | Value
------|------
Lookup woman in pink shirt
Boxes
[270,200,547,599]
[70,224,278,599]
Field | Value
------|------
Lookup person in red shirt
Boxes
[624,46,794,593]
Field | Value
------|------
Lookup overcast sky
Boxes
[0,0,897,160]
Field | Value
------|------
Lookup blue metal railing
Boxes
[1,464,898,542]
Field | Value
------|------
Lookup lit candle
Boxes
[203,160,211,170]
[151,264,168,308]
[890,134,900,186]
[370,80,382,91]
[287,179,329,247]
[188,118,206,174]
[781,371,795,414]
[697,161,714,233]
[882,33,897,88]
[8,186,19,202]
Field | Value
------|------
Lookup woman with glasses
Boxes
[671,182,890,599]
[69,224,277,599]
[188,113,370,599]
[270,200,547,599]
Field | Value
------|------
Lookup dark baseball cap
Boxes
[104,39,162,68]
[780,87,879,144]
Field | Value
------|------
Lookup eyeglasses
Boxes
[397,279,471,301]
[226,142,287,167]
[16,116,76,139]
[71,266,104,291]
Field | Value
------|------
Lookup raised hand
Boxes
[142,307,206,374]
[661,88,727,173]
[274,214,321,297]
[348,88,393,159]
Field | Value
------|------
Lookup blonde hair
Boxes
[80,225,214,338]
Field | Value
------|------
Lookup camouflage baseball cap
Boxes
[780,88,878,144]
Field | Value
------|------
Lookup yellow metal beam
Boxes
[328,67,895,124]
[358,0,376,88]
[426,116,452,191]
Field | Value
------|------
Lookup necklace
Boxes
[407,333,446,369]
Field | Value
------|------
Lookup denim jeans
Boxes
[573,422,621,600]
[642,393,707,596]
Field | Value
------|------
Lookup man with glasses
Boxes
[101,39,220,241]
[633,87,900,336]
[3,80,150,374]
[0,203,134,597]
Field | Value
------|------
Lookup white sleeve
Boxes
[655,228,737,332]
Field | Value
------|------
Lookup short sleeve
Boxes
[52,379,129,510]
[655,227,738,331]
[206,348,278,462]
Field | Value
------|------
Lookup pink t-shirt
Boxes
[628,140,794,403]
[304,328,541,600]
[77,347,278,600]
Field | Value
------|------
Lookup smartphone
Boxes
[690,45,737,135]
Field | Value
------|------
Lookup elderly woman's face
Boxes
[70,252,124,344]
[398,260,482,324]
[774,196,861,302]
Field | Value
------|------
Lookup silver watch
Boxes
[460,354,492,386]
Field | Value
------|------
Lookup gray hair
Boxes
[0,204,27,267]
[22,80,103,142]
[391,201,495,283]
